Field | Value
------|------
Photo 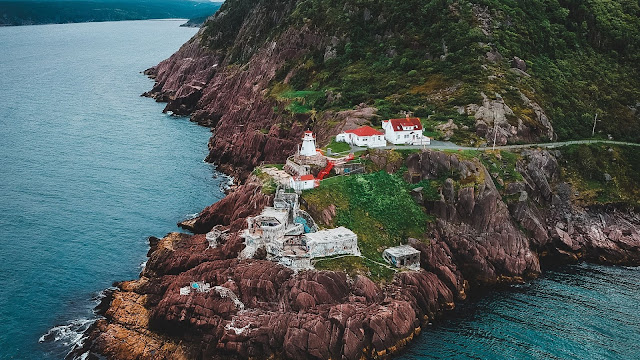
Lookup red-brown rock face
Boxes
[143,0,324,179]
[82,170,467,360]
[406,150,541,285]
[82,149,640,360]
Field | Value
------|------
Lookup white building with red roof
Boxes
[335,126,386,148]
[382,117,430,145]
[289,174,316,191]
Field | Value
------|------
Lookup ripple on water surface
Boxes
[399,264,640,360]
[0,20,226,360]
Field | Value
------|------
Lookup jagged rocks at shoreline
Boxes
[80,0,640,358]
[80,149,640,360]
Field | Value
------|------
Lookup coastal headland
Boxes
[77,1,640,359]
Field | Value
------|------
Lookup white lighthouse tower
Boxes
[299,131,318,156]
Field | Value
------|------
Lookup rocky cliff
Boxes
[80,149,640,360]
[143,0,639,177]
[79,0,640,358]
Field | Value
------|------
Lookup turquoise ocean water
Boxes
[0,19,638,360]
[0,20,227,359]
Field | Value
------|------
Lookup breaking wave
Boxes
[39,318,94,348]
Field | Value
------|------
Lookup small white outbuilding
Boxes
[383,245,421,269]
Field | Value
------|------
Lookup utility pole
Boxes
[492,113,498,151]
[592,113,599,137]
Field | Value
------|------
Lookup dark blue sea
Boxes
[0,19,638,360]
[400,263,640,360]
[0,20,227,359]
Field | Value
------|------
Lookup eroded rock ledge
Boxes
[79,150,640,360]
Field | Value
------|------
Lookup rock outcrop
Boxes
[82,180,458,360]
[466,92,555,146]
[406,150,541,284]
[142,0,333,179]
[80,0,639,357]
[82,148,640,360]
[511,149,640,266]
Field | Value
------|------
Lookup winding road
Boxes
[349,139,640,153]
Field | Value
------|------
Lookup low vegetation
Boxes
[204,0,640,143]
[558,144,640,207]
[303,171,431,280]
[478,150,524,189]
[252,167,278,195]
[314,255,395,282]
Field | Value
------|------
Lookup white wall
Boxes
[290,178,316,191]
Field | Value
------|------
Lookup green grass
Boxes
[279,90,324,101]
[323,137,351,154]
[286,101,312,114]
[303,171,431,280]
[314,255,395,282]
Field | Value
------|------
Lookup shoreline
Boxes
[77,141,640,359]
[75,11,640,356]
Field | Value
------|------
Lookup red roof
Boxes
[386,118,422,131]
[299,174,315,181]
[344,126,384,137]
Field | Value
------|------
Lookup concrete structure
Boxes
[336,126,386,148]
[382,118,430,145]
[180,281,212,296]
[334,162,365,176]
[299,131,318,156]
[261,167,294,188]
[205,225,229,248]
[241,190,359,271]
[304,227,360,258]
[285,158,311,176]
[289,174,316,191]
[383,245,421,270]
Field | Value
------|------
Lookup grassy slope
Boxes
[303,171,431,281]
[202,0,639,143]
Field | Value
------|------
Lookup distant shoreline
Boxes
[0,18,192,27]
[0,0,220,27]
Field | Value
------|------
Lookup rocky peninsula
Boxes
[77,0,640,359]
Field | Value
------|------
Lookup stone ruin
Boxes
[241,189,360,271]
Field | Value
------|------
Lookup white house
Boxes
[335,126,386,148]
[299,131,318,156]
[381,118,430,145]
[289,174,316,191]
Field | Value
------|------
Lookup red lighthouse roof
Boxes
[344,126,384,137]
[385,118,422,131]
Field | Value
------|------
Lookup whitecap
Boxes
[39,318,94,346]
[185,212,199,219]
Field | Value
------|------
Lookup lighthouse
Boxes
[299,131,318,156]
